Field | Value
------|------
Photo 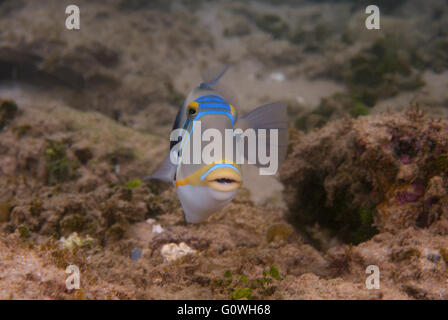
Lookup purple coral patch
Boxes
[397,183,424,205]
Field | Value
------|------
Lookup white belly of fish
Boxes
[177,185,238,223]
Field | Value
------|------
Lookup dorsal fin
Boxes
[200,64,230,90]
[199,64,239,110]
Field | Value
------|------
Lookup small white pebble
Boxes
[152,224,164,234]
[270,72,286,82]
[296,95,306,105]
[146,218,156,225]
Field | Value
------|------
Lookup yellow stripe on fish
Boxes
[176,160,242,192]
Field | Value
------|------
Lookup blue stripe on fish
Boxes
[177,108,234,162]
[198,102,231,111]
[200,163,241,181]
[195,110,235,126]
[196,94,226,103]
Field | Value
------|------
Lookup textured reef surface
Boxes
[1,100,447,299]
[0,0,448,299]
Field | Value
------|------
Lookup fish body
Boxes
[151,66,288,223]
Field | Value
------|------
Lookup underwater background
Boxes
[0,0,447,299]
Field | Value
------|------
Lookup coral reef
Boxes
[282,108,448,247]
[344,35,425,107]
[1,0,448,301]
[1,95,447,299]
[295,92,370,132]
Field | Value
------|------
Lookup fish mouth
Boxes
[205,167,242,192]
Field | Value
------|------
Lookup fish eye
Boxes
[186,102,199,118]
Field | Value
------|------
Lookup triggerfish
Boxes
[150,65,288,223]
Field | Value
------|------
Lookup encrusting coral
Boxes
[282,106,448,247]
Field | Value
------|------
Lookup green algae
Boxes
[18,225,30,238]
[30,199,43,216]
[232,288,252,300]
[295,93,370,132]
[359,206,375,225]
[350,102,370,118]
[268,266,282,281]
[289,28,306,45]
[436,153,448,172]
[289,23,331,52]
[0,99,18,130]
[214,266,284,300]
[345,35,425,107]
[288,174,378,247]
[125,178,142,189]
[11,123,32,138]
[255,14,289,39]
[45,139,70,185]
[314,23,329,42]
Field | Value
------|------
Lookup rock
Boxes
[160,242,198,263]
[425,176,445,200]
[60,232,95,250]
[396,163,418,183]
[73,146,93,165]
[152,224,164,234]
[266,223,293,243]
[282,109,448,246]
[130,248,142,260]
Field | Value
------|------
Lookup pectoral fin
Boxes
[235,102,288,170]
[145,152,177,183]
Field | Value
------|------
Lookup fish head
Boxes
[174,87,241,223]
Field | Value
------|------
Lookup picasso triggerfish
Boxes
[150,65,288,223]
